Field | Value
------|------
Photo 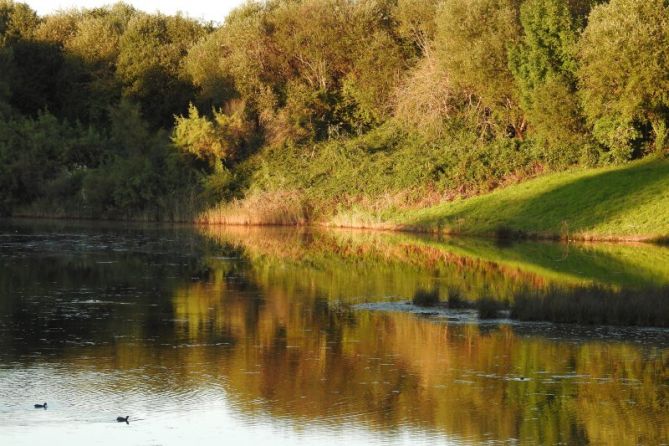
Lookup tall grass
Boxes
[13,195,200,223]
[510,285,669,327]
[207,122,541,228]
[407,284,669,326]
[195,190,310,225]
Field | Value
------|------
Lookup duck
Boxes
[34,402,47,409]
[117,416,129,424]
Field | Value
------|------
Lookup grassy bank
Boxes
[15,155,669,243]
[377,157,669,242]
[191,121,669,243]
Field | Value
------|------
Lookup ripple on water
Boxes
[0,362,229,426]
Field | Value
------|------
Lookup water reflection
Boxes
[0,221,667,445]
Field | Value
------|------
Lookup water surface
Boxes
[1,221,667,445]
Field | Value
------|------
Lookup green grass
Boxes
[392,157,669,241]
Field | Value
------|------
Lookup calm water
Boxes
[0,221,667,445]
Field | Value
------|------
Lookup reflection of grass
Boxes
[415,237,669,288]
[201,226,669,326]
[200,226,549,303]
[511,286,669,327]
[394,158,669,241]
[198,226,669,309]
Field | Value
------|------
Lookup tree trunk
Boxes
[649,115,667,153]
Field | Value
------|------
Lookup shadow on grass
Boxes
[410,159,669,238]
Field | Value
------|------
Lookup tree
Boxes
[0,0,39,45]
[340,2,408,131]
[435,0,524,138]
[393,50,457,137]
[508,0,593,165]
[0,1,61,116]
[393,0,440,59]
[172,103,252,173]
[578,0,669,157]
[63,15,126,123]
[33,9,81,45]
[117,13,207,128]
[8,38,65,116]
[0,111,107,211]
[33,4,138,124]
[183,25,237,109]
[0,42,12,114]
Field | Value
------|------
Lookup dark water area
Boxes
[0,220,667,445]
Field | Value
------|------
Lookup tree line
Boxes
[0,0,667,220]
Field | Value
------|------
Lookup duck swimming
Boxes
[34,402,47,409]
[117,416,129,424]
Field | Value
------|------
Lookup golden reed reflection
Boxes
[165,226,669,445]
[25,226,666,445]
[169,279,668,445]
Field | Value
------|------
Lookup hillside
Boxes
[389,158,669,241]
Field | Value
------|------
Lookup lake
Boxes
[0,220,667,445]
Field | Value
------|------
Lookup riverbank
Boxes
[330,157,669,242]
[11,157,669,244]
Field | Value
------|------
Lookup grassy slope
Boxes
[390,157,669,241]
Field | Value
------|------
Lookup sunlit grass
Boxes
[392,157,669,241]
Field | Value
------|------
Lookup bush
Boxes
[412,288,440,307]
[511,285,669,327]
[476,298,506,319]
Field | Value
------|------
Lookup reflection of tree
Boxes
[169,263,668,445]
[2,226,667,445]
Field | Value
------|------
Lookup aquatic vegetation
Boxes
[511,285,669,327]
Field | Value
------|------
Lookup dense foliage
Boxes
[0,0,666,221]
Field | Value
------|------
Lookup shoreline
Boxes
[7,156,669,245]
[4,213,668,245]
